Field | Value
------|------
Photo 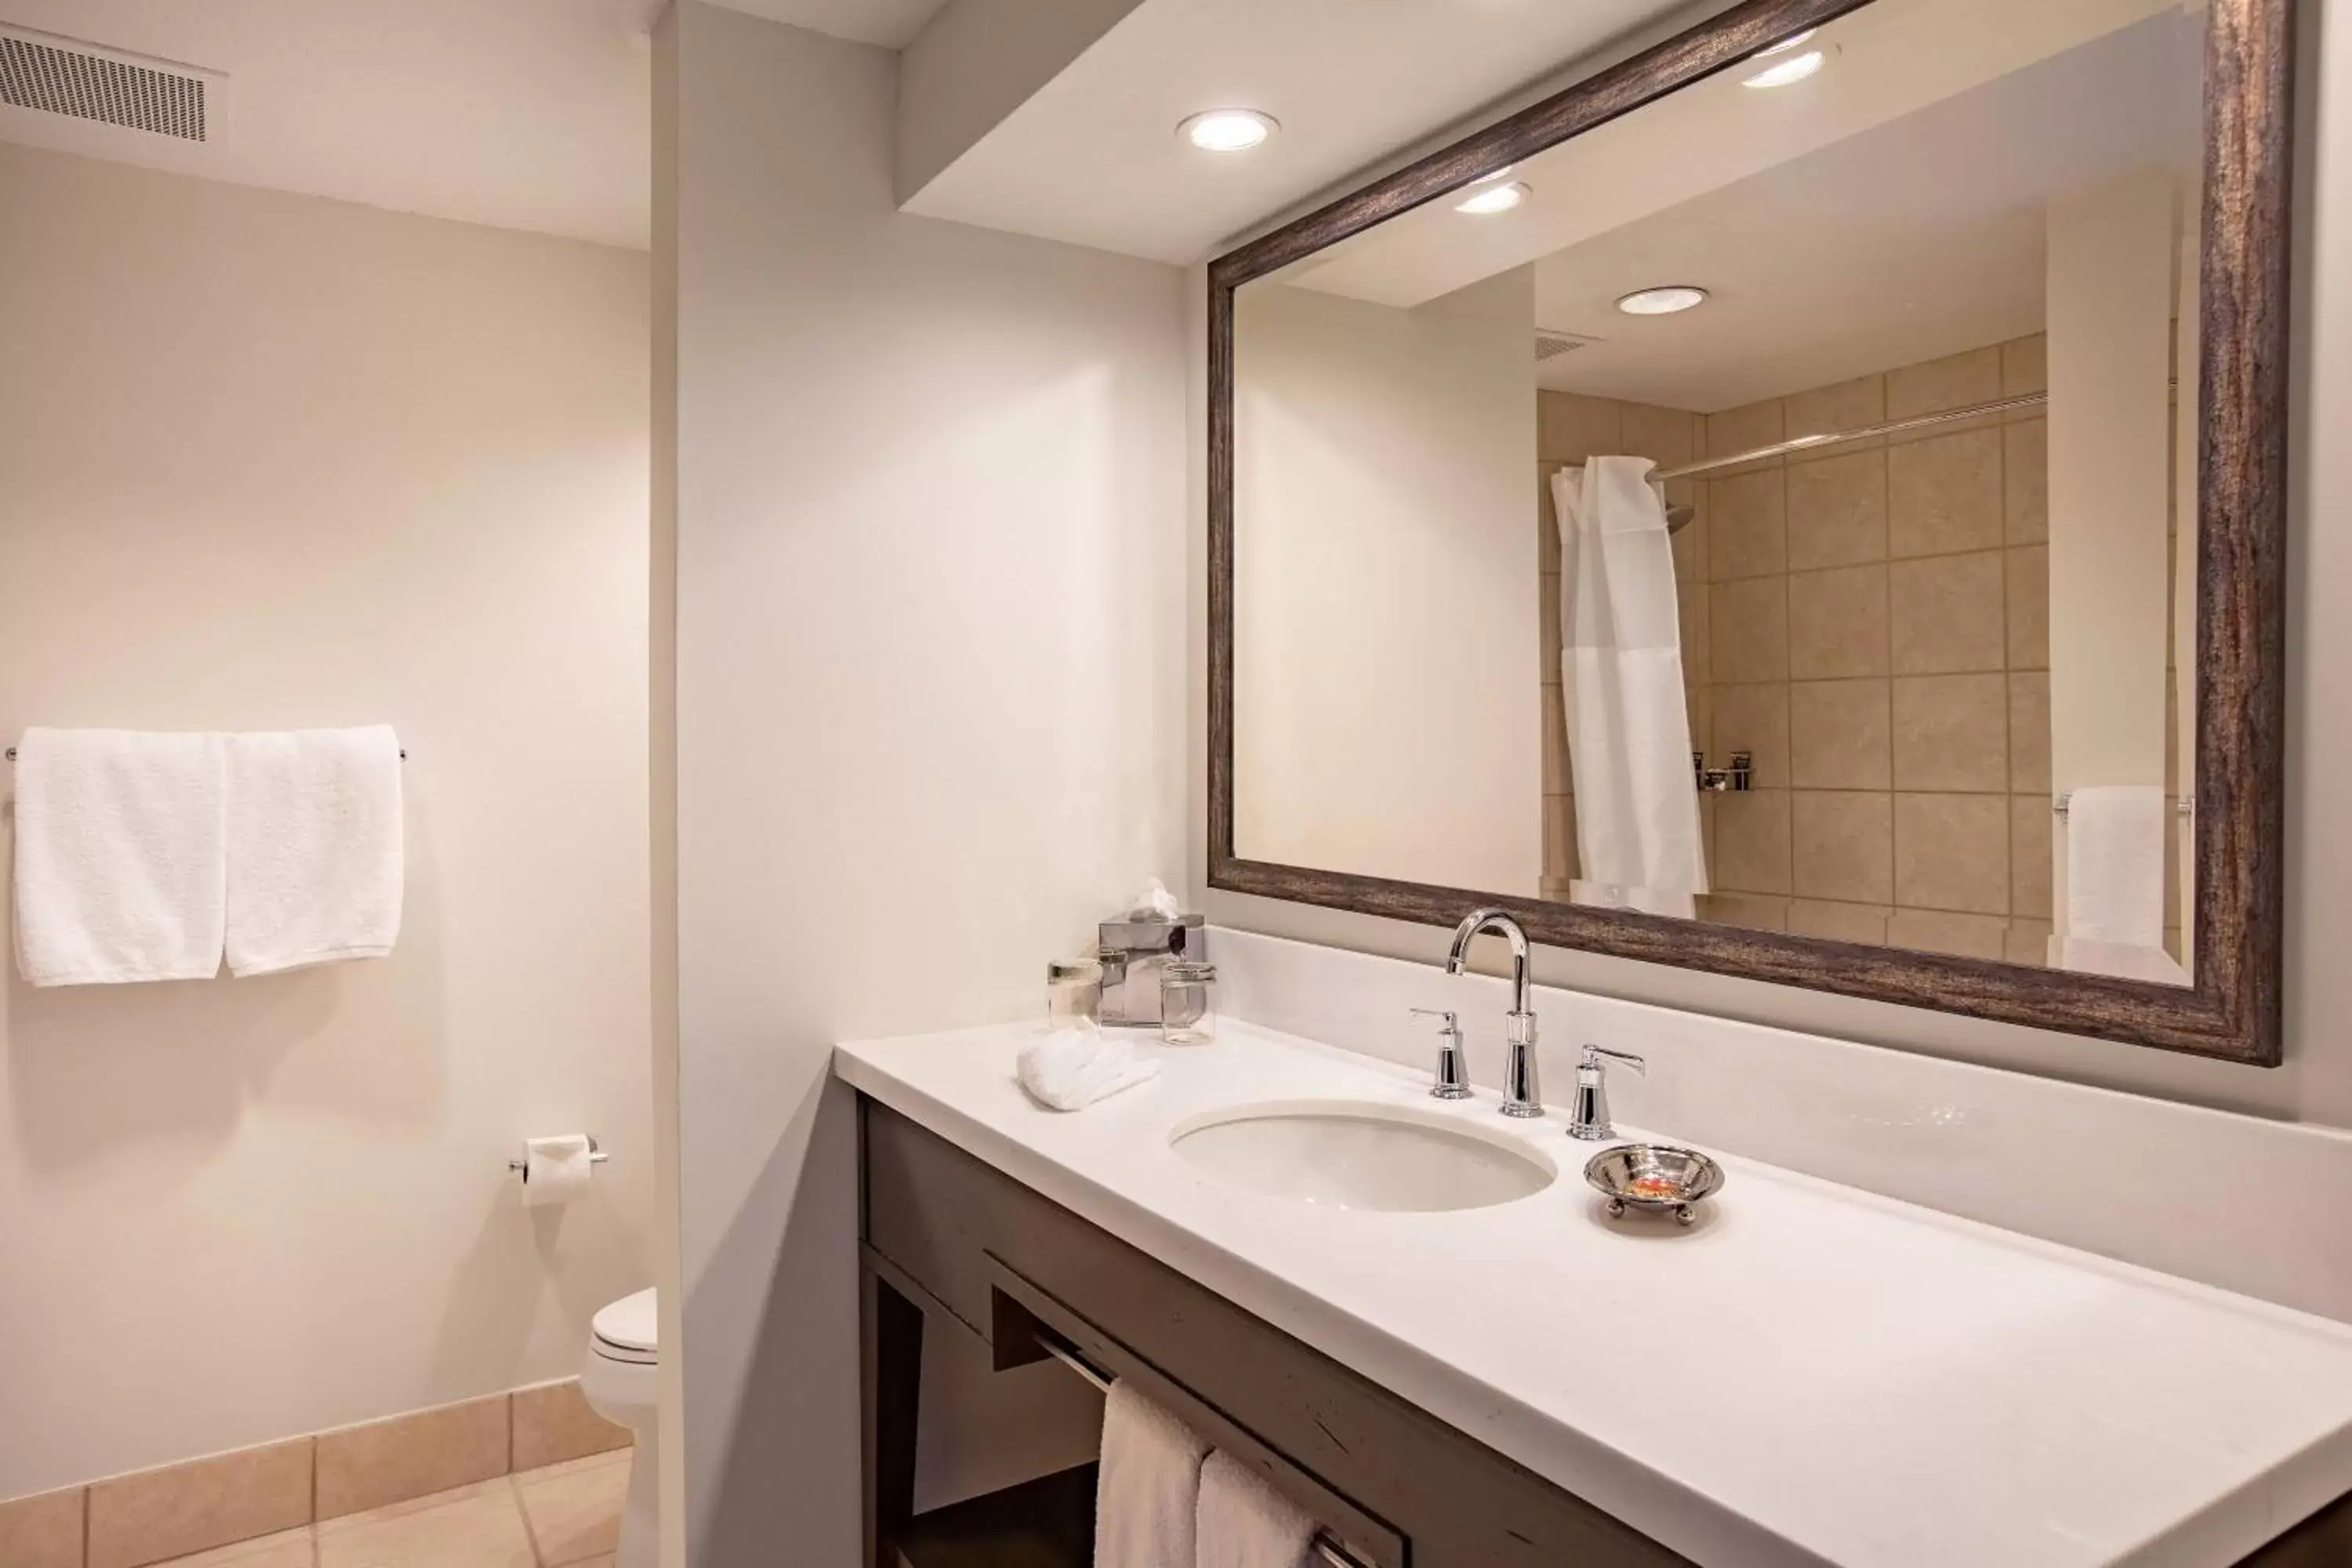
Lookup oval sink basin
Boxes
[1168,1099,1558,1212]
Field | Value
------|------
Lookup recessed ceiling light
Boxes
[1753,28,1817,58]
[1468,165,1516,186]
[1742,49,1825,89]
[1454,181,1530,216]
[1616,285,1710,316]
[1179,109,1278,152]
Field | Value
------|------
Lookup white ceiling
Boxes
[901,0,1707,264]
[1272,0,2181,308]
[705,0,949,49]
[1530,8,2201,410]
[0,0,2190,307]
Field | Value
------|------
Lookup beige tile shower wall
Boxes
[1539,336,2054,964]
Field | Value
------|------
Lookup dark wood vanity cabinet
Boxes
[862,1097,1697,1568]
[856,1097,2350,1568]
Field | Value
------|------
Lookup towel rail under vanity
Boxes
[1036,1334,1374,1568]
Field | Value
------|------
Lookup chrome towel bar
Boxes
[1038,1337,1373,1568]
[2054,792,2193,817]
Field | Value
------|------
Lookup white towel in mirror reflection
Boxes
[2058,786,2187,983]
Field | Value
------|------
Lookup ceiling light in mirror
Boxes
[1454,181,1530,215]
[1752,28,1818,59]
[1742,49,1827,88]
[1180,109,1278,152]
[1614,285,1710,316]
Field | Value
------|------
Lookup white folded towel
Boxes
[1017,1022,1160,1112]
[224,726,405,977]
[1197,1450,1320,1568]
[2065,784,2167,946]
[1094,1381,1209,1568]
[12,728,229,986]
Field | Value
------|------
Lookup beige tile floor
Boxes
[143,1450,629,1568]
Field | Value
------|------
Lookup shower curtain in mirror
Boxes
[1552,457,1708,917]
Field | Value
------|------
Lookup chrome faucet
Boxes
[1567,1044,1646,1141]
[1444,909,1542,1117]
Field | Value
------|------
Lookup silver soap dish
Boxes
[1584,1143,1723,1225]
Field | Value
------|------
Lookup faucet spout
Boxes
[1445,909,1543,1117]
[1446,907,1531,1015]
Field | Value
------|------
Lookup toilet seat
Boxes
[580,1288,660,1568]
[591,1287,659,1365]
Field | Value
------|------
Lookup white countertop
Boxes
[835,1020,2352,1568]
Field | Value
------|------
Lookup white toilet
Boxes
[580,1287,659,1568]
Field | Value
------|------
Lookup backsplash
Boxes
[1211,923,2352,1327]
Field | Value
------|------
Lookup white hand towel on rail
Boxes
[1196,1450,1320,1568]
[224,726,404,976]
[11,728,228,986]
[2060,784,2180,982]
[1094,1381,1210,1568]
[2065,784,2166,946]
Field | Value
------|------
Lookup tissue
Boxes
[1132,878,1181,920]
[520,1134,596,1209]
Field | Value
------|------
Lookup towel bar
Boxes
[6,745,406,760]
[1037,1337,1374,1568]
[2053,792,2193,817]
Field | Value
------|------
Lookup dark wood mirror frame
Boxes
[1207,0,2293,1063]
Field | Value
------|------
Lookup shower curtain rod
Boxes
[1653,390,2049,481]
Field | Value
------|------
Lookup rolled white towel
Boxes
[1016,1023,1160,1111]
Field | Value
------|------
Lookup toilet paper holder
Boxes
[507,1136,610,1178]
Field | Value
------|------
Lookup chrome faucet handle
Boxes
[1567,1044,1645,1142]
[1409,1008,1472,1100]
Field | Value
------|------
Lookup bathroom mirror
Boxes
[1208,0,2290,1062]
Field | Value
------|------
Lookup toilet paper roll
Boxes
[520,1134,595,1208]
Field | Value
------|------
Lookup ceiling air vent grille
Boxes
[1,30,210,142]
[1535,328,1603,364]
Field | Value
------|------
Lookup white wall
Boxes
[2046,169,2179,936]
[655,3,1185,1558]
[1192,0,2352,1131]
[1233,273,1539,895]
[0,143,654,1495]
